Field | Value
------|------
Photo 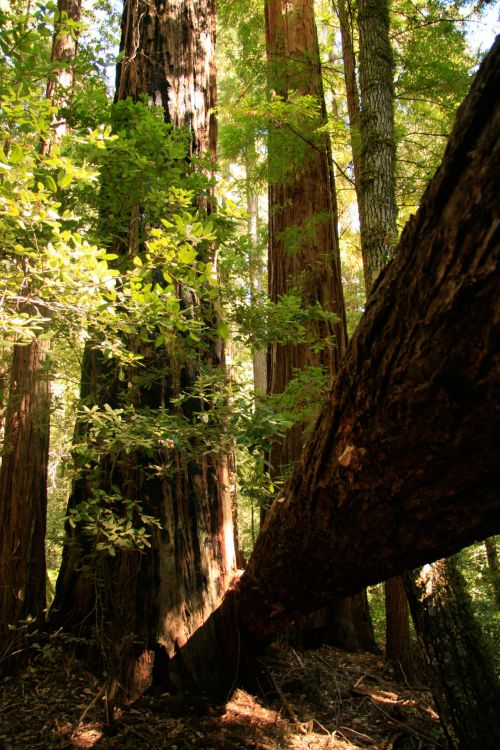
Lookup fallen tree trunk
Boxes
[169,37,500,700]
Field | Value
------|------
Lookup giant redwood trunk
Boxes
[264,0,374,653]
[265,0,347,474]
[0,0,81,676]
[166,37,500,701]
[405,559,500,748]
[51,0,235,705]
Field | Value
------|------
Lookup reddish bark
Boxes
[167,38,500,700]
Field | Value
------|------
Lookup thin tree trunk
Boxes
[337,0,362,196]
[0,0,81,676]
[384,576,415,679]
[246,185,267,398]
[164,38,500,701]
[357,0,397,293]
[405,559,500,748]
[51,0,235,706]
[264,0,374,653]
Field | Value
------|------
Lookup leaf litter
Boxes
[0,641,444,749]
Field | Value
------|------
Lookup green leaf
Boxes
[57,171,73,188]
[45,174,58,193]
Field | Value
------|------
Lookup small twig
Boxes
[312,717,331,735]
[73,685,105,729]
[337,724,376,743]
[289,647,304,669]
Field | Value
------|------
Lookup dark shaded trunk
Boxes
[384,576,415,680]
[0,0,81,676]
[50,0,235,706]
[264,0,374,652]
[164,37,500,701]
[405,559,500,749]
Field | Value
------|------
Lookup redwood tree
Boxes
[0,0,82,675]
[51,0,235,706]
[264,0,375,652]
[166,37,500,701]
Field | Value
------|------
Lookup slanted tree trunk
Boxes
[51,0,235,707]
[405,559,500,748]
[0,0,81,676]
[166,37,500,701]
[264,0,375,653]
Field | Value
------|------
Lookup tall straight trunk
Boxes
[264,0,375,653]
[384,576,414,678]
[337,0,362,200]
[405,559,500,748]
[0,0,81,676]
[357,0,397,293]
[246,187,267,398]
[51,0,235,706]
[0,341,50,672]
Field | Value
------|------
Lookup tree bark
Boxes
[384,576,414,680]
[51,0,235,706]
[405,559,500,749]
[357,0,398,292]
[0,0,81,676]
[264,0,374,652]
[0,341,50,673]
[265,0,347,470]
[166,37,500,701]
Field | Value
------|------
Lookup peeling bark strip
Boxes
[168,38,500,700]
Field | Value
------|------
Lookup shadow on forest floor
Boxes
[0,642,444,749]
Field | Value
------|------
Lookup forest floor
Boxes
[0,641,445,750]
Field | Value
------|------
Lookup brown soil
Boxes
[0,642,444,750]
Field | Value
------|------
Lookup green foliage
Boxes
[456,542,500,656]
[392,0,477,217]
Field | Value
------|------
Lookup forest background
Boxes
[0,0,499,704]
